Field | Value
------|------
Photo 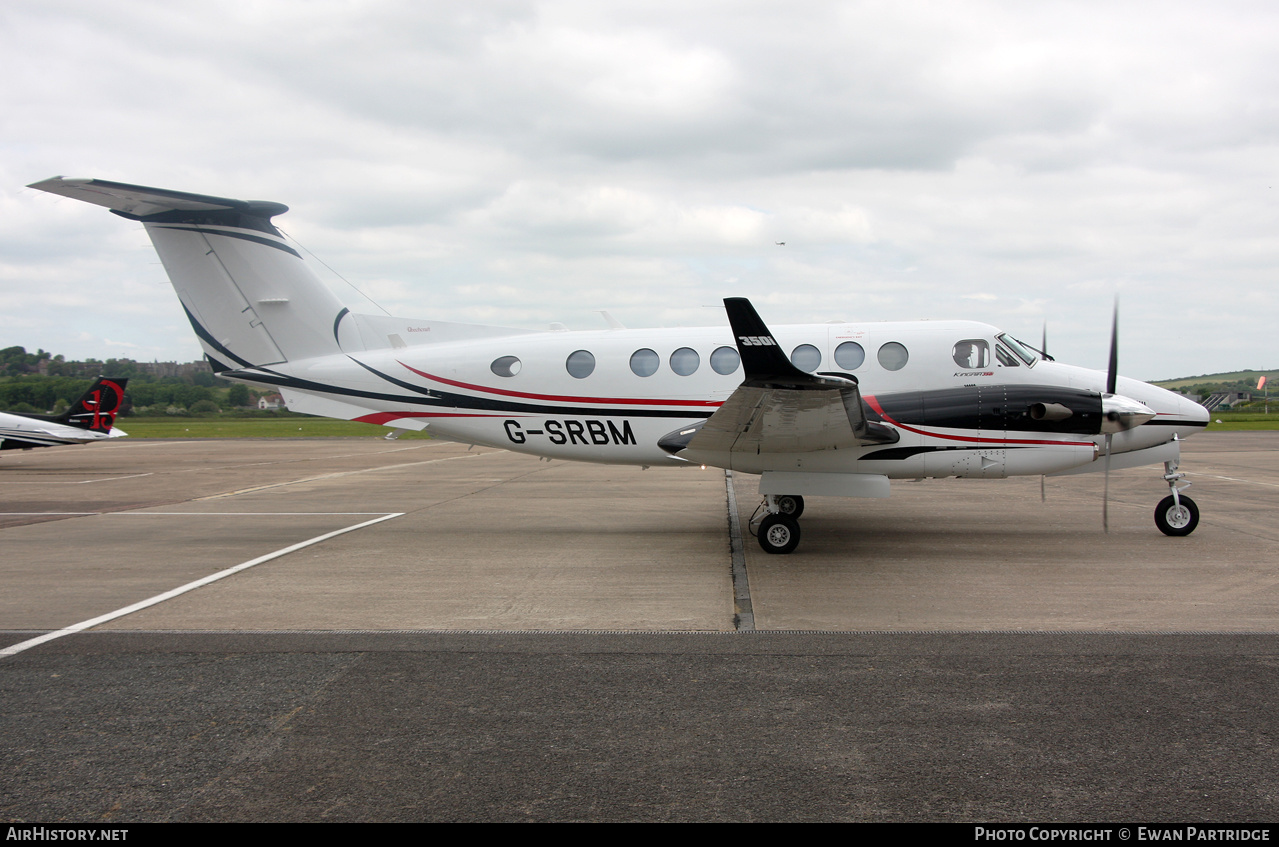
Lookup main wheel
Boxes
[775,494,805,519]
[758,513,801,554]
[1155,494,1199,536]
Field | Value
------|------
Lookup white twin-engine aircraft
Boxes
[30,177,1209,553]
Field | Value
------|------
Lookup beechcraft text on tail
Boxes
[0,376,128,450]
[28,177,1209,553]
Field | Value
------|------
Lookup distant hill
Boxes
[1154,370,1273,391]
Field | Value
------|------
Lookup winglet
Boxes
[724,297,851,390]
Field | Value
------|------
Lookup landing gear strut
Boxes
[1155,457,1199,536]
[751,494,805,554]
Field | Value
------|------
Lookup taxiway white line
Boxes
[1184,471,1279,489]
[109,511,399,516]
[195,450,496,500]
[0,511,395,516]
[0,473,154,485]
[0,512,404,659]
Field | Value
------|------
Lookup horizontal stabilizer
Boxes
[27,177,287,220]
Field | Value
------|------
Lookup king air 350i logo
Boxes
[737,335,777,346]
[505,419,636,446]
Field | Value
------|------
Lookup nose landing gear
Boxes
[1155,458,1199,536]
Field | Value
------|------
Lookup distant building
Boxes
[1202,391,1251,411]
[139,360,213,378]
[258,394,285,410]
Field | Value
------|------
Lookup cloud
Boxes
[4,0,1277,379]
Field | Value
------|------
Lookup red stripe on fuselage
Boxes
[354,411,519,425]
[397,361,723,409]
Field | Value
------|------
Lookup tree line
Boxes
[0,346,268,416]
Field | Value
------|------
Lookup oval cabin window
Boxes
[491,356,521,377]
[877,342,909,371]
[566,350,596,379]
[630,348,659,377]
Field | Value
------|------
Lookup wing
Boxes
[659,298,897,461]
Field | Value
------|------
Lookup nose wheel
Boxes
[1155,494,1199,536]
[1155,457,1199,537]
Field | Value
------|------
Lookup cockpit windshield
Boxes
[997,333,1038,366]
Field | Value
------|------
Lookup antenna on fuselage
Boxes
[596,310,626,330]
[278,226,393,317]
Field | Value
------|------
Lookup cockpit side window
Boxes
[997,333,1038,366]
[952,339,990,369]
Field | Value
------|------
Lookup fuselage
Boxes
[22,175,1208,481]
[238,317,1208,478]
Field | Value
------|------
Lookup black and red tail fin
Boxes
[56,377,128,432]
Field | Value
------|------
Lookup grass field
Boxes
[117,418,434,439]
[1153,370,1272,391]
[1204,413,1279,431]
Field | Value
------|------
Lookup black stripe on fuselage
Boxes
[861,444,1050,461]
[333,308,350,345]
[1,434,77,449]
[227,365,714,420]
[871,385,1105,435]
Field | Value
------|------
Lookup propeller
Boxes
[1103,299,1118,532]
[1041,320,1049,502]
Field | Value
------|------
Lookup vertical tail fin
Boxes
[28,178,359,370]
[55,377,128,433]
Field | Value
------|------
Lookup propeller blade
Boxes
[1106,298,1119,396]
[1042,321,1048,361]
[1103,433,1112,532]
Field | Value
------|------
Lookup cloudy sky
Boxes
[4,0,1276,380]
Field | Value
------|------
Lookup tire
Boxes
[1154,494,1199,536]
[758,514,801,554]
[775,494,805,519]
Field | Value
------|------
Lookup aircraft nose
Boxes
[1117,377,1209,434]
[1183,393,1210,425]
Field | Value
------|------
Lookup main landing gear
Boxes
[1155,458,1198,536]
[751,494,806,554]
